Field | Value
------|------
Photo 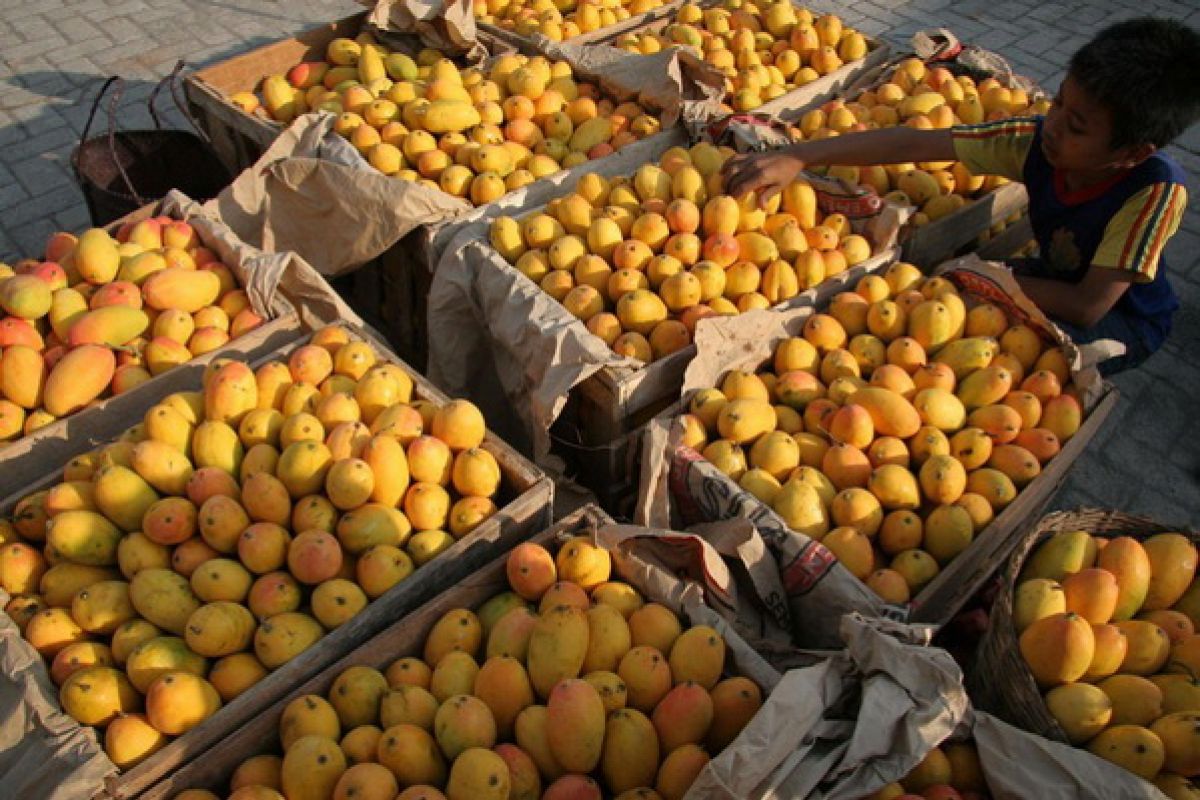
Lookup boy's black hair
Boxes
[1068,17,1200,149]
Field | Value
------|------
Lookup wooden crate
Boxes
[0,202,307,500]
[1,323,553,800]
[183,12,509,174]
[478,0,686,53]
[138,502,778,800]
[580,0,891,118]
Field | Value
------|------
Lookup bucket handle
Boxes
[77,75,146,206]
[149,59,216,145]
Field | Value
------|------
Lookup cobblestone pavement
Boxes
[1,0,1198,522]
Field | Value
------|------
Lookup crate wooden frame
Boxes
[1,322,553,800]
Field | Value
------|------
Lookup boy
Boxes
[722,17,1200,375]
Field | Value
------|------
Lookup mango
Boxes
[546,678,605,773]
[1114,619,1171,674]
[434,694,496,760]
[619,645,673,713]
[43,345,115,417]
[1098,537,1152,620]
[255,611,323,668]
[934,337,997,380]
[494,743,541,800]
[281,735,347,800]
[527,603,589,698]
[330,666,389,730]
[49,287,89,341]
[74,229,121,284]
[656,743,709,800]
[1087,725,1165,780]
[40,562,119,607]
[142,267,221,312]
[185,600,256,657]
[446,747,509,800]
[1062,568,1118,624]
[105,712,168,770]
[67,305,149,347]
[1022,530,1097,583]
[45,509,122,566]
[281,694,340,749]
[487,606,538,661]
[380,685,438,730]
[424,608,482,667]
[25,607,88,656]
[0,273,53,319]
[1045,682,1112,744]
[193,421,244,477]
[72,579,135,634]
[652,681,714,752]
[603,707,660,794]
[125,635,207,692]
[849,387,921,438]
[582,603,632,674]
[1143,533,1198,610]
[206,361,259,426]
[1151,713,1200,778]
[377,724,446,788]
[60,666,139,726]
[473,655,534,739]
[1012,578,1066,633]
[129,569,201,635]
[1019,612,1094,687]
[208,652,267,702]
[0,344,46,409]
[707,676,763,751]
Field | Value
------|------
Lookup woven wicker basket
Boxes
[967,507,1197,743]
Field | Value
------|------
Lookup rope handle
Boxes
[101,76,146,206]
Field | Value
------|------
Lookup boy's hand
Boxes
[720,150,806,206]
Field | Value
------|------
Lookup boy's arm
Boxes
[1014,267,1134,328]
[722,128,957,201]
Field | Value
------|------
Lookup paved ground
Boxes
[1,0,1198,524]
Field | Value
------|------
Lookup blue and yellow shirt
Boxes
[952,116,1186,348]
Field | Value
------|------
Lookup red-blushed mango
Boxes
[707,676,763,751]
[145,671,221,734]
[652,681,714,752]
[43,345,114,417]
[486,606,538,661]
[1062,568,1119,624]
[494,743,541,800]
[603,707,661,794]
[142,267,221,313]
[542,775,601,800]
[656,743,709,800]
[205,361,258,426]
[547,678,605,773]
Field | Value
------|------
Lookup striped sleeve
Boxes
[1092,182,1187,281]
[950,117,1038,182]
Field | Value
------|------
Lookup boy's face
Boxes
[1042,74,1154,172]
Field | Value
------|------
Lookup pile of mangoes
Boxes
[489,160,879,363]
[0,218,264,444]
[168,535,763,800]
[677,262,1085,602]
[237,34,666,205]
[476,0,668,41]
[1015,529,1200,795]
[0,327,504,769]
[614,2,869,111]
